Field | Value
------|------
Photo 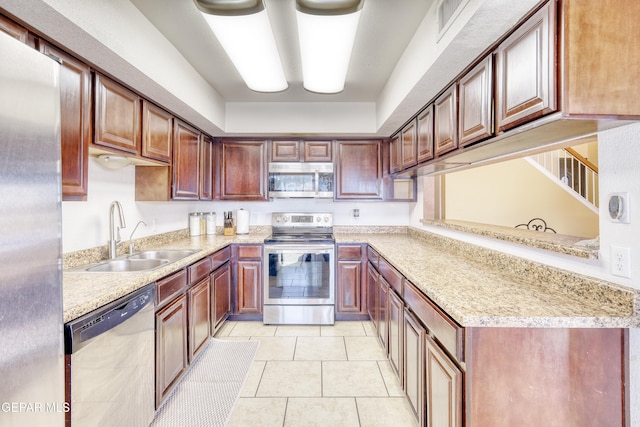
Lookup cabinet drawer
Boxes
[338,244,362,260]
[367,246,379,269]
[404,281,464,363]
[211,246,231,271]
[379,257,403,296]
[156,269,188,308]
[237,244,262,259]
[188,257,212,285]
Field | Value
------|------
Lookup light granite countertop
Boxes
[63,232,267,323]
[336,229,638,328]
[63,227,639,329]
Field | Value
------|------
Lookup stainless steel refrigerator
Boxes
[0,31,64,426]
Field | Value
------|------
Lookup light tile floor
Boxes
[217,321,418,427]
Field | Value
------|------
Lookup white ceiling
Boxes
[128,0,434,103]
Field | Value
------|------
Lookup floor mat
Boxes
[151,338,259,427]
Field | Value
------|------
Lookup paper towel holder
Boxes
[236,208,250,234]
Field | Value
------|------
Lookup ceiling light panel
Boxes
[196,0,288,93]
[296,1,363,94]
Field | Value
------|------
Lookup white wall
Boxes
[410,122,640,426]
[61,158,411,253]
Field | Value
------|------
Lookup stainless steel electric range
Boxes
[263,212,335,325]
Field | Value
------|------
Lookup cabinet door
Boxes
[434,85,458,156]
[495,1,556,132]
[172,119,200,200]
[388,289,403,380]
[0,14,27,42]
[404,308,426,427]
[200,134,214,200]
[337,260,363,313]
[459,55,493,147]
[94,74,140,154]
[401,119,418,169]
[221,140,267,200]
[188,277,211,361]
[271,140,300,161]
[304,140,332,162]
[40,42,91,201]
[417,106,434,163]
[389,135,402,174]
[367,262,379,330]
[236,260,263,314]
[141,100,172,163]
[425,335,463,427]
[155,294,188,407]
[335,140,383,200]
[377,277,389,351]
[212,262,231,331]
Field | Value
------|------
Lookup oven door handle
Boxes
[264,244,335,254]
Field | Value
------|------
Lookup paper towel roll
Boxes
[236,209,249,234]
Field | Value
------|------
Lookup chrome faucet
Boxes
[108,201,126,259]
[128,220,147,254]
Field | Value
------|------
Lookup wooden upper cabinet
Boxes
[271,140,299,161]
[303,140,332,162]
[459,55,494,147]
[40,42,91,201]
[389,135,402,174]
[220,140,267,200]
[434,84,458,156]
[94,74,141,154]
[141,100,172,163]
[172,119,200,200]
[271,140,332,162]
[335,140,383,200]
[495,1,556,132]
[417,105,434,163]
[562,1,640,118]
[200,134,214,201]
[0,13,28,43]
[401,119,418,169]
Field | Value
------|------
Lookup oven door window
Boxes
[267,251,333,303]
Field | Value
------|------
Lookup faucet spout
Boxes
[128,220,147,254]
[108,201,126,259]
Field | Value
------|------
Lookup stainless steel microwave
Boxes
[268,162,334,198]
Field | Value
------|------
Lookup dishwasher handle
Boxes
[65,284,155,354]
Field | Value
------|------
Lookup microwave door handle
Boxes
[315,170,319,195]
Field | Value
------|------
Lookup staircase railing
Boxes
[526,148,599,214]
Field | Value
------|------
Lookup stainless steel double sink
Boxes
[78,249,200,272]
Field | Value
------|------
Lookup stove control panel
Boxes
[272,213,333,228]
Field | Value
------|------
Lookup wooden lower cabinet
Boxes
[233,245,263,315]
[155,293,188,407]
[188,277,211,362]
[377,277,389,350]
[388,289,403,380]
[366,262,379,330]
[336,244,367,318]
[404,308,426,427]
[236,260,262,314]
[425,335,463,427]
[211,262,231,332]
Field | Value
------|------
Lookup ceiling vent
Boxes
[437,0,469,37]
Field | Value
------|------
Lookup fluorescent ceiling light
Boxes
[296,3,362,94]
[197,1,287,93]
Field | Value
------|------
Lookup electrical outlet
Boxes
[611,246,631,278]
